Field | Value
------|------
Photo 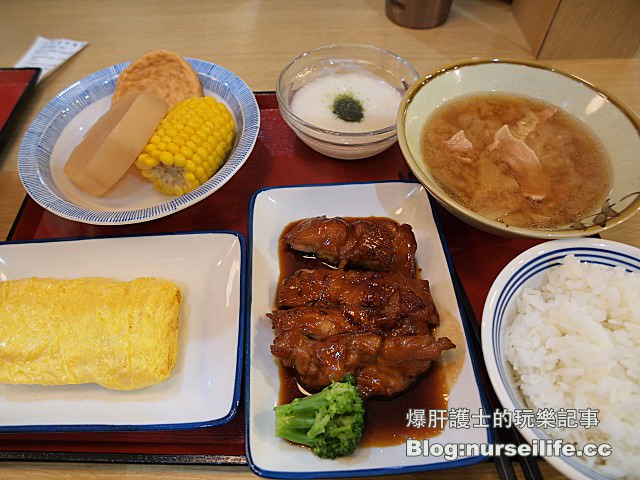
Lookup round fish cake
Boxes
[112,50,203,108]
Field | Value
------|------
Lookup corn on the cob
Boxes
[136,96,235,196]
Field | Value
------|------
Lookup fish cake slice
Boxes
[112,49,202,108]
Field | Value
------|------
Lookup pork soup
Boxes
[421,94,613,229]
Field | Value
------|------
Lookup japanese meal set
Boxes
[5,48,640,479]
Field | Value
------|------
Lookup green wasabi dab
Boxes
[331,93,364,123]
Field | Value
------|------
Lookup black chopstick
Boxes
[452,268,544,480]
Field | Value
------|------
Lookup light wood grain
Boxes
[512,0,561,56]
[539,0,640,59]
[0,460,566,480]
[0,1,638,479]
[513,0,640,59]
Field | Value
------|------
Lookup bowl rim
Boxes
[396,57,640,239]
[276,43,419,138]
[288,120,399,148]
[480,237,640,480]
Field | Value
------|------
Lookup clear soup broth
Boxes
[421,93,613,229]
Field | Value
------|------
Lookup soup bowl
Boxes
[397,58,640,238]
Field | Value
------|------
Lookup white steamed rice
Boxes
[504,255,640,478]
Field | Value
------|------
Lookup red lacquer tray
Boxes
[1,93,542,464]
[0,68,40,155]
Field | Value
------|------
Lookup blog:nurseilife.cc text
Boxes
[406,439,612,461]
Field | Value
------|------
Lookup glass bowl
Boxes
[276,44,419,160]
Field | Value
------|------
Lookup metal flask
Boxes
[385,0,454,29]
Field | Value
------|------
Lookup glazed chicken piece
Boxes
[268,305,432,339]
[358,335,455,398]
[270,328,455,398]
[267,307,356,340]
[271,331,383,391]
[283,216,417,278]
[270,267,453,398]
[276,269,440,330]
[270,217,453,399]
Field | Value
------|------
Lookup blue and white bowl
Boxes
[481,238,640,480]
[18,58,260,225]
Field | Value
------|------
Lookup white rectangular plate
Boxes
[0,231,244,431]
[246,181,490,478]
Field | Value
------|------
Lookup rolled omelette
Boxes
[0,277,181,390]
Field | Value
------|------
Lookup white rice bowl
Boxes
[505,255,639,478]
[482,239,640,480]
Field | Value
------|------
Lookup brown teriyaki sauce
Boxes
[275,218,449,447]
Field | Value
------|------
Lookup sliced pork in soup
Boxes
[422,93,612,229]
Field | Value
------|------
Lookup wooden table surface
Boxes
[0,1,638,479]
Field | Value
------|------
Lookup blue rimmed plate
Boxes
[482,238,640,480]
[246,181,490,478]
[18,59,259,225]
[0,231,244,432]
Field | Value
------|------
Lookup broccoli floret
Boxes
[274,375,365,459]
